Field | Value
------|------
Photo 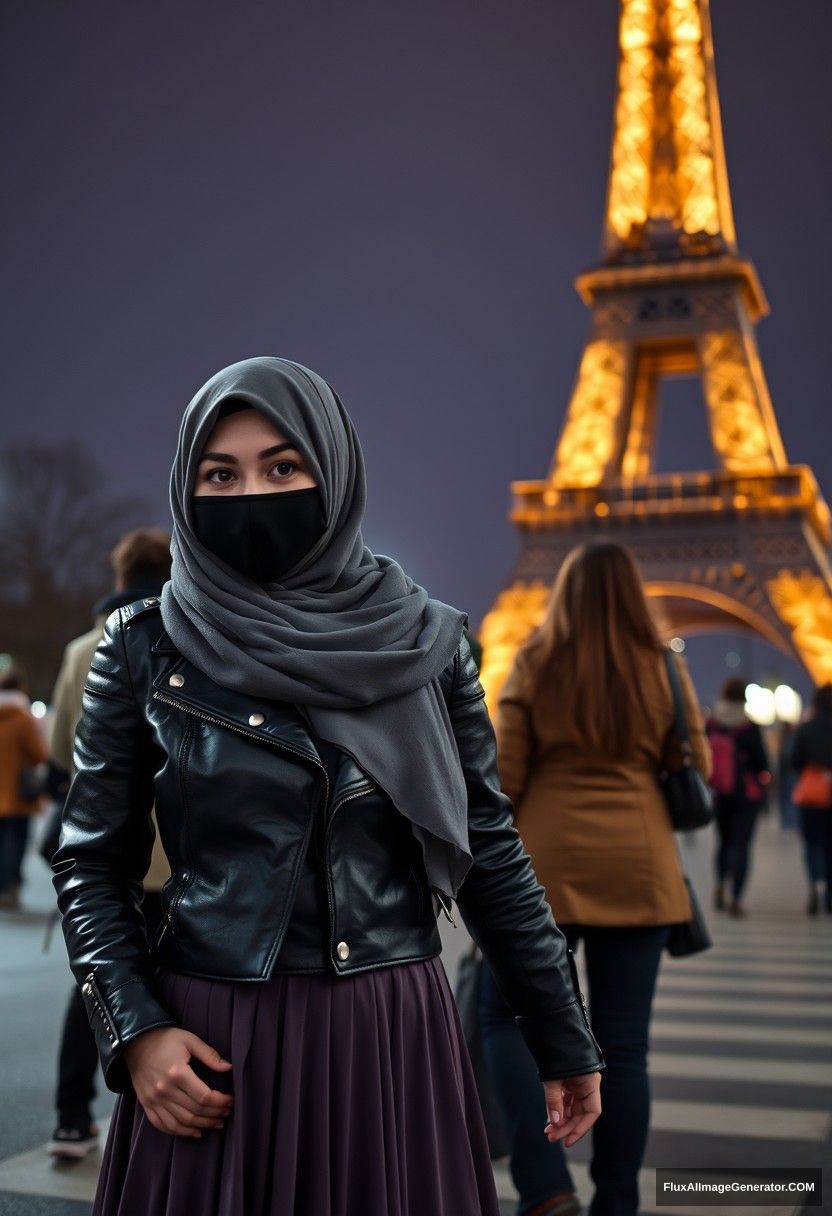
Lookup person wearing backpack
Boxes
[706,678,771,917]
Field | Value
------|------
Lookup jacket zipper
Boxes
[151,690,330,805]
[323,783,373,958]
[154,910,173,950]
[407,862,426,920]
[81,971,121,1045]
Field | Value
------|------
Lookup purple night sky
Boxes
[2,1,831,702]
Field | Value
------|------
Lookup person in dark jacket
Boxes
[52,357,604,1216]
[791,684,832,915]
[706,677,771,918]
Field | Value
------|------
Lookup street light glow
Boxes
[773,684,802,724]
[745,683,776,726]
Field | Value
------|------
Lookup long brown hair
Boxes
[510,541,662,759]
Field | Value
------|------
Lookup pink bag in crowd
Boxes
[708,729,738,795]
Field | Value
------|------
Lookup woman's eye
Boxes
[206,468,235,484]
[270,460,299,478]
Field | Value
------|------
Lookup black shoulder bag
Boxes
[658,650,713,956]
[658,649,714,831]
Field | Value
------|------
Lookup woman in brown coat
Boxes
[478,541,710,1216]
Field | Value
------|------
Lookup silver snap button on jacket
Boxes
[248,713,265,727]
[168,673,185,688]
[336,941,350,961]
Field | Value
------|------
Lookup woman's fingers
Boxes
[561,1109,600,1148]
[182,1032,232,1072]
[542,1073,602,1144]
[170,1063,233,1114]
[543,1080,564,1129]
[146,1105,201,1139]
[163,1097,227,1132]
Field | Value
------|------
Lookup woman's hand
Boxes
[123,1027,234,1138]
[542,1073,602,1147]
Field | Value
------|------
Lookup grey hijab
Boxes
[160,356,472,901]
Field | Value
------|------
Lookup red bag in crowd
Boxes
[708,729,738,795]
[793,764,832,810]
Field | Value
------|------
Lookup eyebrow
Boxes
[199,442,301,464]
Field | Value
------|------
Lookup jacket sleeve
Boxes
[51,608,176,1093]
[48,644,78,774]
[449,636,605,1082]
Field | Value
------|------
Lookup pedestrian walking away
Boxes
[790,683,832,915]
[486,540,712,1216]
[706,678,771,918]
[0,670,48,910]
[52,356,605,1216]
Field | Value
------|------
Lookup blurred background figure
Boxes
[706,678,771,919]
[46,528,172,1160]
[480,541,710,1216]
[0,668,48,910]
[775,721,798,831]
[790,683,832,916]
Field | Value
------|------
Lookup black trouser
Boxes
[55,888,164,1121]
[0,814,32,893]
[714,795,760,900]
[479,922,670,1216]
[799,806,832,902]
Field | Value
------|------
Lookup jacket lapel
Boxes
[151,629,374,804]
[152,645,321,766]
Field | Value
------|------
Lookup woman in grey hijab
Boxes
[55,356,604,1216]
[161,355,473,905]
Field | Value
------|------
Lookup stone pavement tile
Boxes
[0,1195,90,1216]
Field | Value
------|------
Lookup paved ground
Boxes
[0,810,829,1215]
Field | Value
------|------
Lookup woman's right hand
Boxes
[123,1027,234,1138]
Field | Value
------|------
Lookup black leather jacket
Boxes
[52,598,605,1093]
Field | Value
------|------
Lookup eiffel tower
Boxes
[477,0,832,704]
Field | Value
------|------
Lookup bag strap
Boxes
[662,649,693,759]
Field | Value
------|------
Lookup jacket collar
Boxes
[151,631,371,799]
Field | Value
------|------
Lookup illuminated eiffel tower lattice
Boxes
[478,0,832,704]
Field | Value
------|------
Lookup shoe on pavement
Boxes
[524,1193,581,1216]
[47,1118,99,1160]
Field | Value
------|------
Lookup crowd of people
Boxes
[0,352,827,1216]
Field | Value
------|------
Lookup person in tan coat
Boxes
[478,541,711,1216]
[0,671,48,908]
[47,528,173,1159]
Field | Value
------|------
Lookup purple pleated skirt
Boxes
[93,956,501,1216]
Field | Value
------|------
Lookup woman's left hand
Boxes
[542,1073,602,1147]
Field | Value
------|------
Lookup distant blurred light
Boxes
[0,653,12,671]
[669,637,686,653]
[725,651,741,669]
[745,683,775,726]
[774,684,802,724]
[31,700,47,719]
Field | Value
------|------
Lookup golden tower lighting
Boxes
[477,0,832,706]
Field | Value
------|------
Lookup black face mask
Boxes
[192,487,327,584]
